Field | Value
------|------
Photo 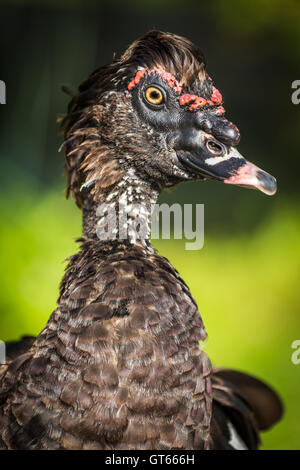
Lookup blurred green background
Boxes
[0,0,299,450]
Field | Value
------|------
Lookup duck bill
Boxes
[174,121,277,196]
[179,146,277,196]
[223,160,277,196]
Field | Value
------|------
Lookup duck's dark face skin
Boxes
[128,69,277,195]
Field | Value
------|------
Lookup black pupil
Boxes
[151,90,160,99]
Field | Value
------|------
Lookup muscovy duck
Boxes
[0,31,282,450]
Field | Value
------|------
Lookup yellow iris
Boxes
[145,87,164,105]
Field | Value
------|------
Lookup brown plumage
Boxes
[0,31,282,450]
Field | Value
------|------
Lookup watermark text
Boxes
[0,80,6,104]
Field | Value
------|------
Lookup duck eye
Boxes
[145,86,164,105]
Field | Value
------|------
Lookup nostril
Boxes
[206,139,224,155]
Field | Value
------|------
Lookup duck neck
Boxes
[82,168,160,246]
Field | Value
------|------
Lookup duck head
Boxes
[62,30,276,208]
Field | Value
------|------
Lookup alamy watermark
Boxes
[0,341,5,364]
[0,80,6,104]
[291,340,300,365]
[96,198,204,250]
[291,80,300,105]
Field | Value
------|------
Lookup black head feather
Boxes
[60,31,213,206]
